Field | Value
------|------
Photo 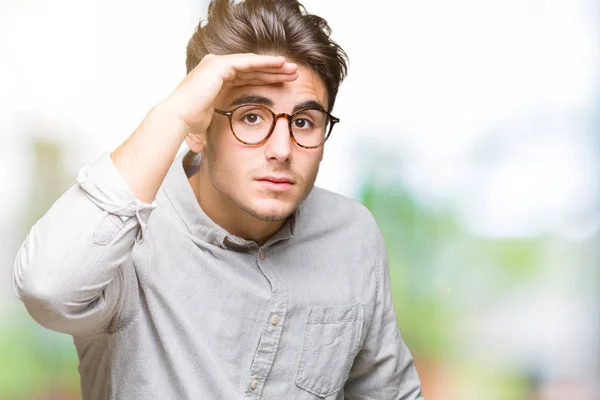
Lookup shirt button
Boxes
[259,249,266,260]
[213,239,220,247]
[271,314,281,325]
[251,379,259,390]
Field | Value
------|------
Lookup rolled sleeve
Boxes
[77,152,157,240]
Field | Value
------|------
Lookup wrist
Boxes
[148,100,193,139]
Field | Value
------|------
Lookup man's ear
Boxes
[185,132,206,153]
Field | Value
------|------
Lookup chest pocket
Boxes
[295,303,364,398]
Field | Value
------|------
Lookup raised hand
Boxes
[163,53,298,134]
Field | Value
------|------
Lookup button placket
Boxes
[244,250,287,399]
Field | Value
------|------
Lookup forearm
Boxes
[111,101,190,203]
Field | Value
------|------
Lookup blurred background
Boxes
[1,0,598,399]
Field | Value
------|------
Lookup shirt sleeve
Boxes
[344,223,425,399]
[13,152,157,336]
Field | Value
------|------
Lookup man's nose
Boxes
[264,117,293,162]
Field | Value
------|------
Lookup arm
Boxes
[13,103,188,336]
[13,153,157,336]
[344,225,424,399]
[13,53,298,336]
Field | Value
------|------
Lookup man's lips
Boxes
[257,176,294,184]
[256,176,294,192]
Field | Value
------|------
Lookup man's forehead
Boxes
[220,65,328,110]
[224,88,325,108]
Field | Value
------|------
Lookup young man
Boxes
[14,0,424,398]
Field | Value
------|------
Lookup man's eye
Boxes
[293,119,312,129]
[243,114,264,124]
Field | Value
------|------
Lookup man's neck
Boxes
[188,168,285,246]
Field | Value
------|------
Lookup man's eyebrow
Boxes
[229,95,274,108]
[228,96,326,113]
[293,100,325,113]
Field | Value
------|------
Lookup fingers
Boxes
[233,71,299,86]
[253,64,299,74]
[226,54,292,71]
[222,54,298,76]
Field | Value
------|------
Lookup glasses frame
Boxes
[214,104,340,149]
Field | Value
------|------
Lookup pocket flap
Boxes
[307,303,364,325]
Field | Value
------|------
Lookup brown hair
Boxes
[186,0,348,111]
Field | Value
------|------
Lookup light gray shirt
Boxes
[13,151,423,399]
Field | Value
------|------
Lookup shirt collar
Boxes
[161,150,297,249]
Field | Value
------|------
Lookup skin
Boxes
[186,64,329,244]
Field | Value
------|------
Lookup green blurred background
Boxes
[1,0,598,399]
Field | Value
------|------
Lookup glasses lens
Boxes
[231,105,274,144]
[291,109,330,147]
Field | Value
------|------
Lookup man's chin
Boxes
[246,200,296,223]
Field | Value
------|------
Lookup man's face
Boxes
[202,64,328,222]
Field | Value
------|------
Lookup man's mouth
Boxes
[256,176,294,192]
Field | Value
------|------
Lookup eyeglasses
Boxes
[214,104,340,149]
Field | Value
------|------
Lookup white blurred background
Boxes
[1,0,598,399]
